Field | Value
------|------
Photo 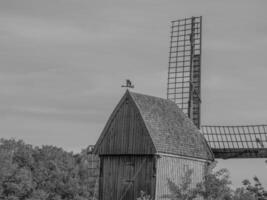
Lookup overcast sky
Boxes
[0,0,267,188]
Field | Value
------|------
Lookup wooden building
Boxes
[93,90,214,200]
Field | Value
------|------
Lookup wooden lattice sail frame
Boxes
[167,16,202,128]
[202,125,267,159]
[167,16,267,159]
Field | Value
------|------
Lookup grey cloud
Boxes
[0,0,267,187]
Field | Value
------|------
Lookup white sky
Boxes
[0,0,266,188]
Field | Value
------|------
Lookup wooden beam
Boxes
[212,148,267,159]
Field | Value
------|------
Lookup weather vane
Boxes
[121,79,134,89]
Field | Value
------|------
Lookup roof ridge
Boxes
[129,90,196,128]
[128,90,176,105]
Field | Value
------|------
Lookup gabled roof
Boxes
[94,90,214,160]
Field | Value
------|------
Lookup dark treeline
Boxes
[1,138,266,200]
[0,138,98,200]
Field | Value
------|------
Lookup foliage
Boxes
[164,161,267,200]
[194,162,232,200]
[0,138,99,200]
[137,191,153,200]
[161,169,197,200]
[232,177,267,200]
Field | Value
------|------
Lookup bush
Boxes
[137,191,153,200]
[164,162,267,200]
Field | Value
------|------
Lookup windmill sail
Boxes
[167,16,202,128]
[202,125,267,159]
[167,17,267,158]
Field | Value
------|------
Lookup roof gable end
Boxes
[93,90,156,155]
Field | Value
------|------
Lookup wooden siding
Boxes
[155,154,209,200]
[97,98,155,155]
[99,155,156,200]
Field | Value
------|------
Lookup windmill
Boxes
[167,16,267,159]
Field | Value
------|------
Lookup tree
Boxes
[164,161,267,200]
[234,177,267,200]
[0,138,99,200]
[0,139,35,200]
[161,169,197,200]
[194,162,232,200]
[232,187,256,200]
[137,191,153,200]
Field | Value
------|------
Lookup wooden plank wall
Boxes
[99,155,156,200]
[97,98,155,155]
[155,155,208,200]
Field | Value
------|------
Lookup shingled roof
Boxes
[94,90,214,161]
